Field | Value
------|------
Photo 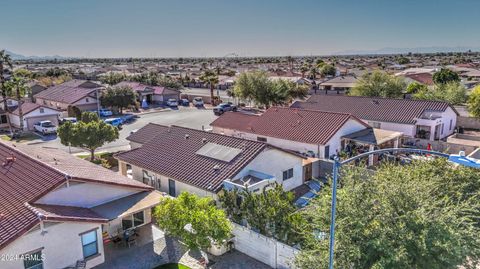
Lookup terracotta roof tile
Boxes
[211,107,368,145]
[291,95,454,124]
[116,125,266,192]
[34,79,102,104]
[127,123,171,144]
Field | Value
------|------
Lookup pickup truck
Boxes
[33,121,57,135]
[213,102,237,115]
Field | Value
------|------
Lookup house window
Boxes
[257,136,267,142]
[39,108,44,113]
[85,98,89,103]
[282,168,294,180]
[0,115,7,124]
[81,230,98,259]
[42,100,47,105]
[23,249,44,269]
[324,145,330,159]
[449,119,453,130]
[142,170,152,184]
[122,211,145,230]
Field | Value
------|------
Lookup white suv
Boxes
[33,121,57,135]
[192,97,204,107]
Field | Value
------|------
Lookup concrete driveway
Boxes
[24,106,218,154]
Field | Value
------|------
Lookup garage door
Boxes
[26,115,59,131]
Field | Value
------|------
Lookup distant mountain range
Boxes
[335,46,480,56]
[5,50,67,60]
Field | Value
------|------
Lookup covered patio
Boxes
[341,128,403,166]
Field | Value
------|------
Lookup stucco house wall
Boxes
[8,106,61,130]
[0,221,104,269]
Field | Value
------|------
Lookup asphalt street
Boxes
[30,106,218,154]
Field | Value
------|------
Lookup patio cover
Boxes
[342,128,403,146]
[91,191,164,220]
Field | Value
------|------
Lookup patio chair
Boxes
[126,236,137,248]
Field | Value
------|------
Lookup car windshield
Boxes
[42,122,54,127]
[169,99,177,102]
[194,98,202,101]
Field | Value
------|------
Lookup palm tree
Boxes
[300,65,309,78]
[5,76,28,133]
[286,56,294,72]
[309,67,318,80]
[0,50,13,134]
[199,70,219,105]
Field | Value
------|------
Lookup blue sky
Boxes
[2,0,480,57]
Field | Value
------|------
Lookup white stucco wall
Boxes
[235,148,304,191]
[36,181,140,208]
[0,222,104,269]
[8,107,61,130]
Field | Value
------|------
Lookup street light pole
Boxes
[327,148,478,269]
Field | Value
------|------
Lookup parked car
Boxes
[167,99,178,107]
[59,117,77,125]
[180,99,190,106]
[192,97,204,107]
[33,121,57,135]
[104,118,123,128]
[99,108,113,117]
[120,113,136,124]
[213,102,237,115]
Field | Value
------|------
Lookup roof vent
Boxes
[372,100,379,105]
[213,165,220,171]
[202,138,208,144]
[185,134,190,139]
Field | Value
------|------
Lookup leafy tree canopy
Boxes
[296,159,480,269]
[405,81,428,94]
[349,70,407,98]
[433,68,460,84]
[414,81,467,105]
[154,192,232,250]
[467,85,480,118]
[57,112,119,161]
[100,85,137,113]
[320,64,336,77]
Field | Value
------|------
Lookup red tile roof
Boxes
[291,95,455,124]
[34,79,102,104]
[127,123,171,144]
[210,107,368,145]
[116,125,267,192]
[10,103,60,116]
[0,141,151,250]
[404,72,434,85]
[115,81,179,95]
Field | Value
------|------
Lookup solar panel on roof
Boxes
[195,142,242,162]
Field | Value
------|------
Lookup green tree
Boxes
[349,70,406,98]
[295,159,480,269]
[433,68,460,85]
[320,64,336,77]
[100,72,127,86]
[300,65,309,78]
[397,56,410,65]
[100,86,137,114]
[199,70,219,105]
[57,112,119,161]
[405,81,428,94]
[219,184,306,245]
[467,85,480,118]
[414,81,467,105]
[0,50,13,134]
[153,192,232,250]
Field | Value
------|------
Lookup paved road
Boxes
[31,106,218,154]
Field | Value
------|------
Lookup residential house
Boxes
[115,81,180,106]
[34,80,103,112]
[117,124,311,196]
[400,72,434,86]
[319,76,358,94]
[9,103,62,130]
[291,95,458,141]
[0,141,163,269]
[27,82,47,101]
[0,98,18,129]
[210,107,369,159]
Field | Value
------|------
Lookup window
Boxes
[81,230,98,259]
[23,249,44,269]
[256,136,267,142]
[449,119,453,130]
[39,108,44,113]
[282,168,294,180]
[122,211,145,230]
[0,115,7,124]
[324,145,330,159]
[142,170,152,184]
[85,98,90,103]
[42,100,47,105]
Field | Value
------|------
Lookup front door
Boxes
[303,163,313,182]
[168,179,176,197]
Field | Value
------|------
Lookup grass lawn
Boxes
[153,264,191,269]
[0,133,40,143]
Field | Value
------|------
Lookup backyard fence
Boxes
[231,223,299,269]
